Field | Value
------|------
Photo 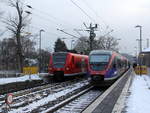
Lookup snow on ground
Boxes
[126,74,150,113]
[8,81,89,113]
[0,74,42,85]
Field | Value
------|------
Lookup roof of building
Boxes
[142,48,150,52]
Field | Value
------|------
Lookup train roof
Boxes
[53,52,88,57]
[53,52,68,54]
[89,50,115,55]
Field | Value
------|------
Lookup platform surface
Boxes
[124,74,150,113]
[83,69,132,113]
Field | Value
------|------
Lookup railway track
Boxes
[0,77,90,113]
[53,88,105,113]
[47,69,131,113]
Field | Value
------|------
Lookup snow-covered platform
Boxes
[0,74,42,85]
[0,74,43,94]
[112,68,150,113]
[83,69,132,113]
[83,68,150,113]
[121,74,150,113]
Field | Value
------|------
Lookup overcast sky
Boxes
[0,0,150,55]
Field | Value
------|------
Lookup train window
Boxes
[53,53,67,63]
[90,54,110,63]
[52,53,67,68]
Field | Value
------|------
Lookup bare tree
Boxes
[3,0,31,72]
[40,49,51,72]
[74,36,119,54]
[74,36,90,54]
[0,38,17,70]
[97,36,119,51]
[21,33,37,58]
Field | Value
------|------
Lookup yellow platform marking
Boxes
[134,66,148,75]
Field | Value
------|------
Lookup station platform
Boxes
[82,68,150,113]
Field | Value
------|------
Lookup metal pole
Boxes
[139,26,142,76]
[140,26,142,52]
[147,38,149,48]
[135,25,142,76]
[136,39,140,54]
[39,29,44,73]
[135,25,142,53]
[39,31,41,73]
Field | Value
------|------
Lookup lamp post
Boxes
[39,29,45,73]
[147,38,149,48]
[135,25,142,53]
[134,46,138,57]
[136,39,140,54]
[135,25,142,76]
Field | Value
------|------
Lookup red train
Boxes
[48,52,89,81]
[89,50,129,86]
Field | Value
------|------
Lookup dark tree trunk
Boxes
[15,1,23,73]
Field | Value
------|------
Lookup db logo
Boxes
[5,93,13,104]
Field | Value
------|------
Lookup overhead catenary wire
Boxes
[70,0,96,23]
[1,15,60,38]
[26,4,79,30]
[26,6,82,38]
[26,1,93,38]
[74,29,84,37]
[57,28,80,39]
[26,4,86,37]
[80,0,108,27]
[80,0,114,36]
[31,13,63,28]
[30,25,60,37]
[33,8,77,28]
[3,1,93,40]
[69,0,111,38]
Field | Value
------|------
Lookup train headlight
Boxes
[66,67,69,71]
[49,68,52,70]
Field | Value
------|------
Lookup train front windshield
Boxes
[90,54,110,71]
[53,53,67,68]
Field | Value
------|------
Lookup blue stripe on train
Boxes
[105,68,117,78]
